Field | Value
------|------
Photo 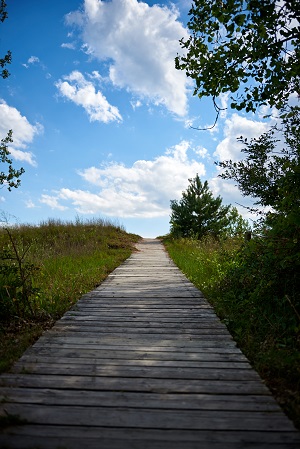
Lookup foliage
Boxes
[218,107,300,210]
[0,0,11,79]
[224,205,251,236]
[175,0,300,113]
[170,174,249,238]
[0,2,24,189]
[0,0,7,21]
[0,48,11,79]
[0,130,25,190]
[218,106,300,233]
[164,235,300,428]
[0,322,47,373]
[219,234,300,426]
[165,235,240,295]
[217,106,300,295]
[0,227,39,319]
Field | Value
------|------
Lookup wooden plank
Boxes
[55,319,227,328]
[1,427,299,449]
[0,374,271,394]
[61,310,219,317]
[73,303,213,309]
[58,312,219,319]
[33,336,239,348]
[50,325,230,335]
[23,347,249,362]
[60,323,224,330]
[66,308,217,315]
[2,425,299,444]
[86,293,203,298]
[0,403,295,430]
[11,363,261,381]
[29,341,250,354]
[54,325,228,333]
[14,355,253,369]
[0,388,281,411]
[74,304,211,308]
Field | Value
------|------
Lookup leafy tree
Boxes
[225,205,251,237]
[218,107,300,316]
[0,1,24,189]
[170,174,247,238]
[217,106,300,237]
[175,0,300,113]
[0,0,11,79]
[0,130,25,190]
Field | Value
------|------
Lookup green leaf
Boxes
[234,14,246,26]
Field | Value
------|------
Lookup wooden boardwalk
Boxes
[0,238,299,448]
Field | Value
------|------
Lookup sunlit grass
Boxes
[35,249,131,317]
[164,235,241,299]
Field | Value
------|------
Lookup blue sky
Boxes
[1,0,274,237]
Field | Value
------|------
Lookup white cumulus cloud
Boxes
[0,100,42,166]
[66,0,190,116]
[61,42,76,50]
[214,113,269,162]
[39,141,205,218]
[28,56,40,64]
[56,70,122,123]
[22,55,40,68]
[40,194,68,211]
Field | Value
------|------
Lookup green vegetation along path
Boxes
[0,239,299,448]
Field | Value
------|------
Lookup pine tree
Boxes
[170,175,234,238]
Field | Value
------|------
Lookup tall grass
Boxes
[0,218,140,371]
[165,236,240,297]
[164,235,300,429]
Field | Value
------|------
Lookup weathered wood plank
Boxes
[55,319,227,328]
[23,346,249,361]
[61,314,219,322]
[49,325,230,335]
[33,336,239,347]
[61,310,218,317]
[0,373,271,395]
[90,292,203,296]
[51,324,226,332]
[25,339,244,351]
[11,363,261,381]
[54,325,228,333]
[13,355,253,369]
[68,301,215,307]
[64,310,218,316]
[1,427,300,449]
[0,388,281,410]
[0,403,295,430]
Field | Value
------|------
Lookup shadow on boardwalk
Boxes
[0,239,299,448]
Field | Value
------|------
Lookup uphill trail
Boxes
[0,238,299,448]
